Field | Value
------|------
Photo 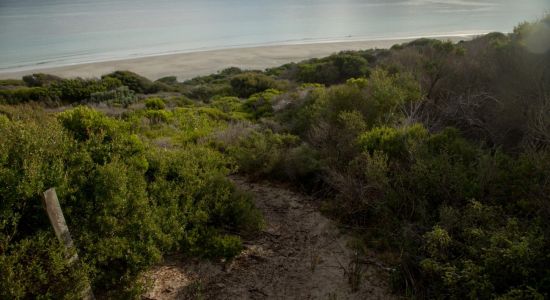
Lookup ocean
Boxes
[0,0,548,72]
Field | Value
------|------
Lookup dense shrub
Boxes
[51,77,123,103]
[186,83,233,101]
[0,112,90,297]
[0,79,25,87]
[230,72,277,98]
[358,124,428,161]
[0,232,90,299]
[102,71,156,94]
[265,40,550,296]
[145,109,172,125]
[279,68,421,139]
[0,87,58,105]
[22,73,62,87]
[89,86,136,107]
[0,76,125,105]
[350,125,549,298]
[210,96,242,113]
[144,97,166,110]
[155,76,178,85]
[225,129,321,186]
[271,52,369,85]
[242,89,281,119]
[228,130,298,178]
[0,106,262,298]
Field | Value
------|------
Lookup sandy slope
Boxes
[0,36,475,81]
[143,177,395,300]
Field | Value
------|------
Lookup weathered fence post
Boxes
[42,188,95,300]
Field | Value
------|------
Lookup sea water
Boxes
[0,0,548,71]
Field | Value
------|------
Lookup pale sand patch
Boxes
[144,176,397,299]
[0,36,475,81]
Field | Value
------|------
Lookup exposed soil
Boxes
[143,177,395,300]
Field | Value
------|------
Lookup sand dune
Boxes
[0,36,474,81]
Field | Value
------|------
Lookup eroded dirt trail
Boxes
[144,178,395,299]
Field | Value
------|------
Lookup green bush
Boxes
[207,235,243,259]
[89,86,136,107]
[279,69,422,143]
[0,106,262,298]
[358,124,428,161]
[418,206,548,299]
[0,112,90,298]
[102,71,155,94]
[22,73,62,87]
[0,79,25,87]
[227,129,321,186]
[186,83,233,101]
[230,73,277,98]
[291,52,369,85]
[210,96,243,113]
[144,97,166,110]
[145,109,172,125]
[155,76,178,85]
[0,87,58,105]
[242,89,281,119]
[0,76,125,105]
[0,232,90,299]
[228,130,296,177]
[355,126,550,298]
[51,77,122,103]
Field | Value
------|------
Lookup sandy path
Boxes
[143,177,395,300]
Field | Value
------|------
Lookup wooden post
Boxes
[43,188,95,300]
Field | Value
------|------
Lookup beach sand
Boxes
[0,36,474,81]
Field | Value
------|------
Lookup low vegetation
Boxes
[1,16,549,299]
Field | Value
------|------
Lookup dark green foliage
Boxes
[0,232,90,299]
[89,86,136,107]
[102,70,156,94]
[155,76,178,85]
[0,79,25,87]
[220,67,243,77]
[251,19,550,298]
[419,212,548,299]
[186,83,233,102]
[230,72,277,98]
[381,16,550,149]
[0,87,58,105]
[278,68,421,139]
[276,52,369,85]
[52,77,123,103]
[0,76,126,105]
[0,111,90,298]
[184,67,243,86]
[343,125,550,298]
[0,106,262,298]
[22,73,62,87]
[226,129,321,186]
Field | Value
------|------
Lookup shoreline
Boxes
[0,34,481,81]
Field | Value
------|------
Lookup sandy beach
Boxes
[0,36,474,81]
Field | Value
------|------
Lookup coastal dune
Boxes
[0,36,474,81]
